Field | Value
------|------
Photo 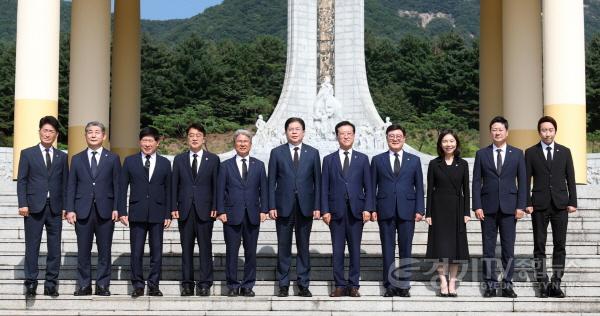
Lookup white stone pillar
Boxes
[110,0,142,160]
[543,0,587,184]
[502,0,543,149]
[13,0,60,179]
[68,0,112,157]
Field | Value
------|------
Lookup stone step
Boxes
[3,259,600,283]
[0,312,593,316]
[1,280,599,298]
[1,224,600,244]
[0,295,598,313]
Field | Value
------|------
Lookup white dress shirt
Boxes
[389,149,403,170]
[288,143,303,160]
[189,149,204,174]
[142,152,157,180]
[87,147,103,167]
[541,141,555,160]
[39,144,53,197]
[492,143,507,167]
[236,154,250,178]
[339,148,353,169]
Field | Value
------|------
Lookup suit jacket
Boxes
[17,145,68,215]
[425,157,470,218]
[472,144,527,214]
[371,151,425,221]
[216,156,268,226]
[171,150,220,221]
[66,148,121,220]
[118,153,172,223]
[525,142,577,210]
[268,143,321,218]
[321,150,374,220]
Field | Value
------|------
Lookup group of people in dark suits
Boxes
[17,114,576,300]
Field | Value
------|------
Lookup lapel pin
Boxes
[205,157,208,160]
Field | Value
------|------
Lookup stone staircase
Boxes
[0,182,598,314]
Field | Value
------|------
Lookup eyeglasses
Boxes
[387,134,405,140]
[188,133,204,138]
[287,128,303,132]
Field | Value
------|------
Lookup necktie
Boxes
[192,153,198,179]
[496,149,503,174]
[91,151,98,178]
[342,151,349,177]
[45,148,52,172]
[393,153,400,176]
[241,158,248,181]
[145,155,151,178]
[293,147,299,169]
[546,146,552,164]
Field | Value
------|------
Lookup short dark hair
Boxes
[139,127,160,141]
[386,124,406,136]
[537,115,557,132]
[436,129,462,158]
[335,121,355,135]
[284,117,305,131]
[186,123,206,136]
[39,116,59,132]
[489,116,509,130]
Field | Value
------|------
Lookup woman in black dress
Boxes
[425,130,470,297]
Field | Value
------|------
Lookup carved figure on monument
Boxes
[313,76,342,141]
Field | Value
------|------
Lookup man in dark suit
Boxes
[472,116,527,298]
[118,127,172,297]
[525,116,577,298]
[371,124,424,297]
[321,121,373,298]
[216,129,268,297]
[17,116,68,298]
[268,117,321,297]
[66,121,121,296]
[171,123,220,296]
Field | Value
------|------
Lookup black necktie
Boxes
[393,153,400,176]
[496,149,503,174]
[293,147,299,169]
[45,148,52,172]
[91,151,98,178]
[546,146,552,164]
[145,155,151,178]
[192,153,198,179]
[241,158,248,181]
[342,151,349,177]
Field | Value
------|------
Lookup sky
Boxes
[140,0,223,20]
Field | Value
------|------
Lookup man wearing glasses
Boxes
[371,124,425,297]
[17,116,68,298]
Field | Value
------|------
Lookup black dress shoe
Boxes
[74,285,92,296]
[277,286,289,297]
[548,285,565,298]
[227,288,239,297]
[501,287,517,298]
[181,286,194,296]
[25,285,37,298]
[43,287,59,297]
[297,286,312,297]
[483,288,496,298]
[397,288,411,297]
[95,285,111,296]
[196,287,210,296]
[131,288,145,298]
[148,286,163,297]
[383,287,395,297]
[240,288,255,297]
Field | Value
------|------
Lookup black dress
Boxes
[425,157,470,262]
